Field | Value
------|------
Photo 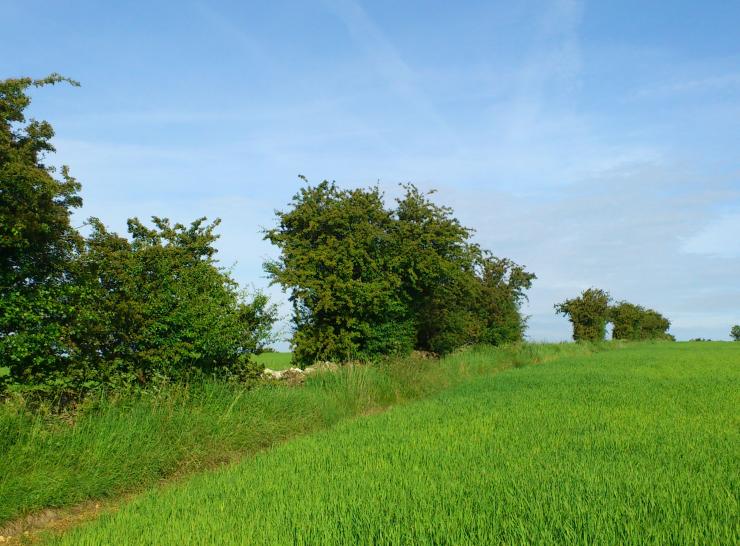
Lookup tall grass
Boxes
[0,342,608,528]
[48,341,739,545]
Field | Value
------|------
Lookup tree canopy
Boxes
[556,289,673,342]
[554,288,612,342]
[265,180,535,365]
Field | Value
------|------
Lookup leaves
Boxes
[555,288,612,342]
[265,179,535,364]
[1,76,277,398]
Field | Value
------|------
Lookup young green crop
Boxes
[252,351,293,370]
[48,342,739,545]
[1,342,600,529]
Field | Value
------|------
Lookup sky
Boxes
[3,0,739,344]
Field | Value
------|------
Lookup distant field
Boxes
[49,342,739,545]
[252,351,293,370]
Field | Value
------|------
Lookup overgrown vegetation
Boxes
[46,342,740,545]
[0,342,605,528]
[555,288,673,342]
[0,76,276,400]
[265,181,535,366]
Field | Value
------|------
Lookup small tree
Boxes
[610,301,673,341]
[731,325,740,341]
[639,309,672,340]
[264,180,408,366]
[610,301,645,340]
[476,255,536,346]
[555,288,611,342]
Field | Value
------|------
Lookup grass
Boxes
[0,342,602,531]
[45,342,739,545]
[252,351,293,370]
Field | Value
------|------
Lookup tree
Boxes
[555,288,611,342]
[0,75,82,387]
[392,184,482,355]
[476,255,536,346]
[610,301,645,340]
[731,325,740,341]
[265,179,536,364]
[610,301,672,341]
[264,180,408,366]
[639,309,673,340]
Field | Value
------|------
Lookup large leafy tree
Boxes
[555,288,611,342]
[731,325,740,341]
[0,75,82,386]
[392,185,481,355]
[265,179,535,364]
[265,180,408,366]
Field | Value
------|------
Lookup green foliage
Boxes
[638,308,673,340]
[265,180,535,364]
[66,216,277,389]
[1,77,277,398]
[0,75,83,393]
[392,184,481,354]
[264,180,409,366]
[554,287,612,341]
[610,301,672,340]
[731,325,740,341]
[476,256,536,346]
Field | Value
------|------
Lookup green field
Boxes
[3,343,595,532]
[252,351,293,370]
[46,342,739,544]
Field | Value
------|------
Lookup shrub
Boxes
[1,76,277,399]
[67,216,277,389]
[554,288,611,342]
[610,301,672,341]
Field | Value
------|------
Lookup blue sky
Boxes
[4,0,739,343]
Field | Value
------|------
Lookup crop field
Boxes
[47,342,739,545]
[252,351,293,370]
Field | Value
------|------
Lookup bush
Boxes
[610,301,672,341]
[65,216,277,391]
[1,76,277,399]
[554,288,612,342]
